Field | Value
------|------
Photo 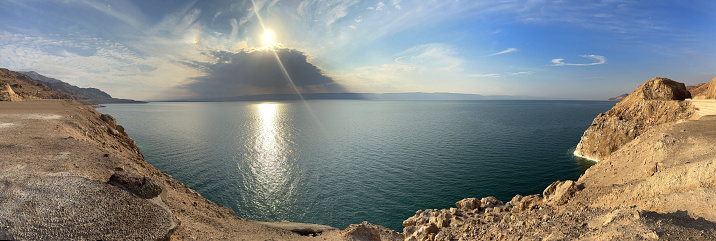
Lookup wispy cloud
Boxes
[469,74,500,78]
[551,55,607,66]
[488,48,518,56]
[509,71,532,75]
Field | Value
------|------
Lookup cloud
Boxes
[488,48,518,56]
[396,43,463,72]
[551,55,607,66]
[182,48,345,98]
[469,74,500,78]
[509,71,532,75]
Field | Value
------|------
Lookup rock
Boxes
[107,172,163,199]
[574,77,695,160]
[622,77,690,101]
[517,194,542,212]
[543,180,579,206]
[703,77,716,99]
[0,83,22,101]
[480,196,503,209]
[455,198,480,210]
[341,221,403,241]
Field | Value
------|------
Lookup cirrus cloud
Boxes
[551,55,607,66]
[488,48,519,56]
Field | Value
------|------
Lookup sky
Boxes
[1,0,715,100]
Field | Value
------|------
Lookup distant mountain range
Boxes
[20,71,145,104]
[163,92,545,102]
[607,93,628,101]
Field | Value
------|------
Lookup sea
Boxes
[98,100,615,231]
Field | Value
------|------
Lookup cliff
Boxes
[699,77,716,99]
[573,77,694,161]
[393,77,716,240]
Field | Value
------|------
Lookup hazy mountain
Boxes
[163,92,542,102]
[20,71,145,104]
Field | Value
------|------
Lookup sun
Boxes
[261,29,276,47]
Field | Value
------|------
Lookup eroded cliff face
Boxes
[574,77,695,161]
[702,77,716,99]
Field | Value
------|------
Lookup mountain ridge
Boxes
[20,71,146,104]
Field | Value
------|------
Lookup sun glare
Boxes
[261,29,276,47]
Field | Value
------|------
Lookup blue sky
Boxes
[1,0,715,100]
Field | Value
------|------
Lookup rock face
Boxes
[574,77,695,161]
[703,77,716,99]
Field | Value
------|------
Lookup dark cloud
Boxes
[182,48,345,98]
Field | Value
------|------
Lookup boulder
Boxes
[0,83,22,101]
[455,197,480,210]
[620,77,690,102]
[107,172,163,199]
[480,196,503,209]
[543,180,580,206]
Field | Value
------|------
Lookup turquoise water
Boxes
[99,100,614,231]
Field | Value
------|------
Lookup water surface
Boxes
[99,100,614,230]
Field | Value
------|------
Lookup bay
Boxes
[99,100,614,231]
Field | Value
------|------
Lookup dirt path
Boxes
[688,99,716,118]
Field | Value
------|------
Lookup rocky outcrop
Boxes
[687,82,709,98]
[0,83,22,101]
[574,77,695,161]
[341,221,403,241]
[703,77,716,99]
[108,172,164,199]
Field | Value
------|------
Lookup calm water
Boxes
[99,100,614,230]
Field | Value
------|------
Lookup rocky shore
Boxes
[2,68,716,240]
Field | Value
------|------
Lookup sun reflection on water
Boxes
[238,103,300,221]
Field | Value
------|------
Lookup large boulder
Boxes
[574,77,695,161]
[620,77,690,102]
[0,83,22,101]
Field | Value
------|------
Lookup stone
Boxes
[455,198,480,210]
[0,83,22,101]
[480,196,503,209]
[108,172,163,199]
[341,221,403,241]
[517,194,543,211]
[543,180,579,206]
